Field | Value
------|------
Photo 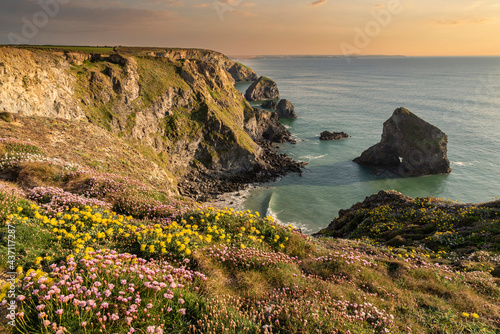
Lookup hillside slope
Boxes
[0,46,298,198]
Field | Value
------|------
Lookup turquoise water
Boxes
[234,56,500,234]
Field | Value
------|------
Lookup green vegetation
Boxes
[1,139,499,333]
[14,45,115,54]
[136,57,190,106]
[0,112,13,123]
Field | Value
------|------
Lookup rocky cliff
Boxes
[0,46,298,199]
[354,107,451,176]
[118,46,258,82]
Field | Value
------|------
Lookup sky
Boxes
[0,0,499,56]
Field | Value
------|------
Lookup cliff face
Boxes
[0,46,295,198]
[0,48,86,120]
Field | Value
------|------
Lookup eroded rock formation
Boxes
[245,76,280,101]
[320,131,349,140]
[261,100,278,110]
[354,107,451,176]
[276,99,297,119]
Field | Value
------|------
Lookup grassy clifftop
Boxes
[0,135,499,333]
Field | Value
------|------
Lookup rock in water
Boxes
[261,100,278,110]
[276,99,297,119]
[353,107,451,176]
[245,76,280,101]
[320,131,349,140]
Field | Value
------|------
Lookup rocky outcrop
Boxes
[276,99,297,119]
[126,47,258,83]
[0,47,86,120]
[315,190,413,237]
[261,100,278,110]
[245,76,280,101]
[228,62,258,82]
[320,131,349,140]
[0,46,302,199]
[354,107,451,176]
[244,108,293,143]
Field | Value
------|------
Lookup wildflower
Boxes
[472,313,479,318]
[462,312,470,318]
[179,308,186,315]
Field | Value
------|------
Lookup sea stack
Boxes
[275,99,297,119]
[245,76,280,101]
[354,107,451,176]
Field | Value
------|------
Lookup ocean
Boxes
[233,56,500,234]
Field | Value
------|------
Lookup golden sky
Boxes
[1,0,499,56]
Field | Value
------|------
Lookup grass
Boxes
[135,57,190,106]
[318,192,500,263]
[0,165,499,333]
[13,45,115,54]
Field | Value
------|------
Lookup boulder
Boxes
[320,131,349,140]
[261,100,278,110]
[354,107,451,176]
[245,76,280,101]
[276,99,297,119]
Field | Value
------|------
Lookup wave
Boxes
[300,154,328,162]
[264,192,312,233]
[452,161,474,167]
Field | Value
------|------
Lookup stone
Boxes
[261,100,278,109]
[276,99,297,119]
[244,107,293,143]
[353,107,451,176]
[227,62,258,82]
[320,131,349,140]
[244,76,280,101]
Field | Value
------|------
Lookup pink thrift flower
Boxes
[179,308,186,315]
[56,309,63,316]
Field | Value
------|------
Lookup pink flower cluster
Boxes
[14,249,206,333]
[27,187,112,214]
[206,245,297,270]
[63,170,194,223]
[195,285,395,333]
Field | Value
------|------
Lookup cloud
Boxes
[309,0,327,7]
[435,18,493,25]
[0,0,177,39]
[192,3,211,8]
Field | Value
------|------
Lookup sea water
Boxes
[233,56,500,233]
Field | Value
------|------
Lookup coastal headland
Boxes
[0,45,499,333]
